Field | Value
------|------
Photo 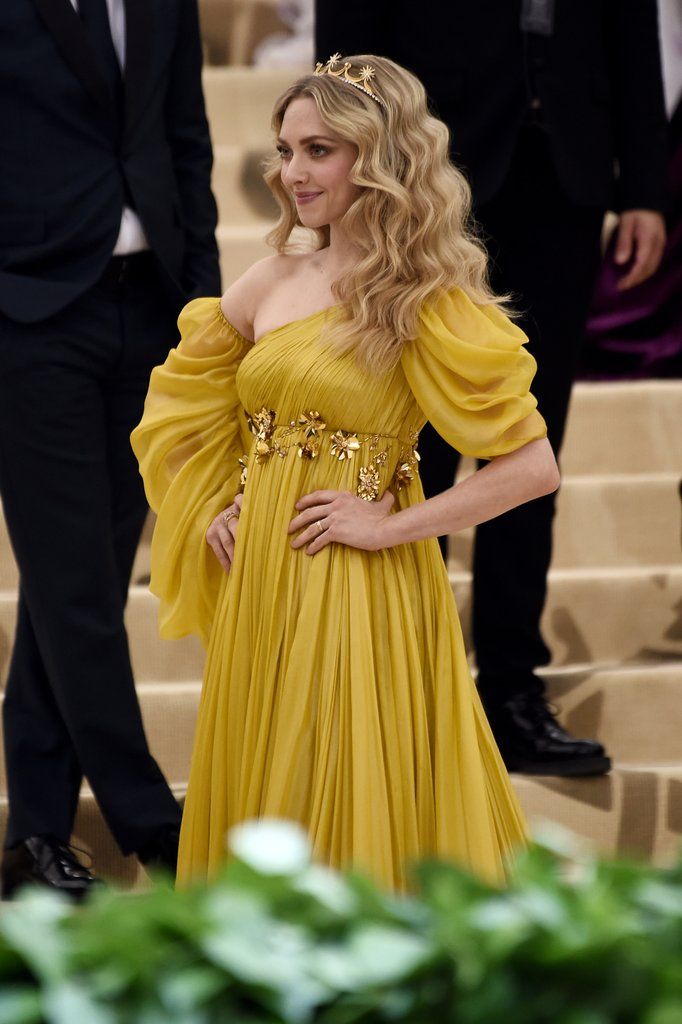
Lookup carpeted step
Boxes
[450,472,681,571]
[202,67,297,147]
[1,761,679,890]
[3,461,679,590]
[217,222,271,284]
[540,662,682,764]
[0,664,679,798]
[0,786,186,891]
[1,564,680,687]
[0,683,200,797]
[561,381,682,475]
[212,144,279,225]
[512,763,682,868]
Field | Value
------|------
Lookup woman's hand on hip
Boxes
[289,489,395,555]
[206,492,244,573]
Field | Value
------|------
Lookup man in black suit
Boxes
[316,0,668,775]
[0,0,220,898]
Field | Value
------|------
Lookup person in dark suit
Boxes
[0,0,220,898]
[315,0,668,776]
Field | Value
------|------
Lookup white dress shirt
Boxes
[69,0,149,255]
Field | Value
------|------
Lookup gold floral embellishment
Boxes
[254,437,273,462]
[393,462,415,490]
[357,464,380,502]
[238,455,249,488]
[298,410,327,437]
[297,436,321,459]
[330,430,361,461]
[250,407,276,438]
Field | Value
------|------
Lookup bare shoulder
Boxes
[220,254,304,341]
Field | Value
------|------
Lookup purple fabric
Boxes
[580,137,682,380]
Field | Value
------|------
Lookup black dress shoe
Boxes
[137,825,180,875]
[482,690,612,777]
[1,835,101,902]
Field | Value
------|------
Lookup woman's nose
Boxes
[283,155,308,187]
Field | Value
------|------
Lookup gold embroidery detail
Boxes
[254,437,273,461]
[297,436,321,459]
[392,428,421,490]
[240,408,421,496]
[393,462,415,489]
[330,430,361,461]
[357,464,380,501]
[298,410,327,436]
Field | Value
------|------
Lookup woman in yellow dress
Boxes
[132,54,559,891]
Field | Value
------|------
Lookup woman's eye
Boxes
[310,145,328,157]
[276,146,290,159]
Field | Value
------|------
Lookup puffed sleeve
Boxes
[401,288,547,458]
[131,297,253,645]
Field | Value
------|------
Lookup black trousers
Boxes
[0,253,182,853]
[419,125,604,701]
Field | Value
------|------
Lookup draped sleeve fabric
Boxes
[401,288,548,459]
[131,297,253,645]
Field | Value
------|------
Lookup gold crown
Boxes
[313,54,387,108]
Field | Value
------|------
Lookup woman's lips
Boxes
[294,192,322,205]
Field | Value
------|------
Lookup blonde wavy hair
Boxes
[263,54,513,374]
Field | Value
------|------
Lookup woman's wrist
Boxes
[379,503,432,549]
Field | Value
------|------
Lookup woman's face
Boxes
[277,96,360,229]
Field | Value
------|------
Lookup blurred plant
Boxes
[0,819,679,1024]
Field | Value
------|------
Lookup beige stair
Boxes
[1,566,679,689]
[513,765,682,866]
[199,0,289,67]
[213,144,278,225]
[560,381,682,475]
[203,67,295,147]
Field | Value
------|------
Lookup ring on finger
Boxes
[222,509,239,525]
[316,520,326,535]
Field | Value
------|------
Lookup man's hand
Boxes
[614,209,666,291]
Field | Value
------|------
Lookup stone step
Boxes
[1,565,680,688]
[217,222,271,285]
[203,67,296,147]
[0,663,678,798]
[212,144,278,225]
[453,564,682,669]
[560,381,682,476]
[1,761,679,890]
[200,0,288,68]
[3,455,679,592]
[540,662,682,765]
[449,472,682,572]
[513,763,682,868]
[0,786,186,892]
[5,472,676,591]
[0,683,199,797]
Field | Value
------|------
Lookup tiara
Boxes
[313,54,387,108]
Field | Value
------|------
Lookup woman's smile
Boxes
[294,190,323,205]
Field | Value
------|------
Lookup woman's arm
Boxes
[289,437,560,554]
[382,437,559,547]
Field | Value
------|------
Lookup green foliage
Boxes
[0,821,680,1024]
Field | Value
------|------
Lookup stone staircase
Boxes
[0,68,680,887]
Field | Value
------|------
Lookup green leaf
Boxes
[43,980,118,1024]
[0,988,43,1024]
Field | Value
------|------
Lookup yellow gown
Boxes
[131,287,548,891]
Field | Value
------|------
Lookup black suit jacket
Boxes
[315,0,669,212]
[0,0,220,323]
